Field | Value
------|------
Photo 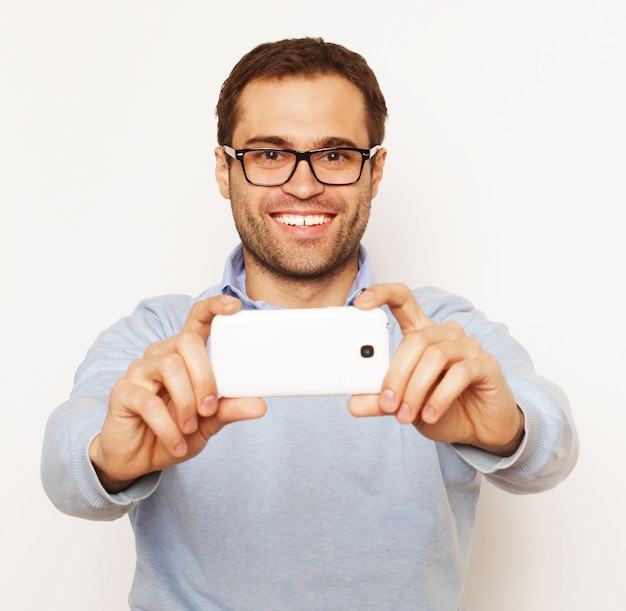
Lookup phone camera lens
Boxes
[360,345,375,358]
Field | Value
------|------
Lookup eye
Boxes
[316,149,356,166]
[259,149,282,161]
[248,149,289,167]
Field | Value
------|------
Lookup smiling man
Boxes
[42,38,578,610]
[218,72,383,305]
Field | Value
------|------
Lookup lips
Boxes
[272,213,334,227]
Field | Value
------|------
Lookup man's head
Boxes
[214,38,388,295]
[216,37,387,148]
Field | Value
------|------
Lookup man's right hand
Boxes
[88,294,267,493]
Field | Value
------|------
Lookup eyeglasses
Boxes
[223,144,381,187]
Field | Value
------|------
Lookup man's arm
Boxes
[350,283,578,492]
[42,294,266,519]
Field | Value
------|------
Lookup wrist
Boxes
[88,434,137,494]
[476,406,526,458]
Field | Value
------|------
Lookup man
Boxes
[42,37,578,609]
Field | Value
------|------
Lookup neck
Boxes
[243,251,360,308]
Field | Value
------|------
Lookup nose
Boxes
[281,158,325,199]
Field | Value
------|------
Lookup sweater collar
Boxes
[220,243,377,309]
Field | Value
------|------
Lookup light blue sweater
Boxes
[41,245,578,610]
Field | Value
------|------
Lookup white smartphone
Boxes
[210,306,390,397]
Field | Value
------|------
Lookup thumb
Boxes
[354,283,433,333]
[182,294,242,341]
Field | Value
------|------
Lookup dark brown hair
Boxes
[216,37,387,147]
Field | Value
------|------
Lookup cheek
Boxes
[228,176,246,205]
[228,180,260,223]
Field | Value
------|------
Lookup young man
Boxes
[42,37,578,609]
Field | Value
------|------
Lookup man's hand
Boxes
[89,295,267,492]
[350,284,524,457]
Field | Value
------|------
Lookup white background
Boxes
[2,1,624,609]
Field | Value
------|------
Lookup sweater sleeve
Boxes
[412,287,579,493]
[41,294,193,520]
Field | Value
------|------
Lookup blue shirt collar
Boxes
[220,243,377,309]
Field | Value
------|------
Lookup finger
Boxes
[169,331,219,419]
[347,394,386,418]
[126,352,198,434]
[421,351,495,424]
[354,283,432,333]
[182,294,242,340]
[397,333,483,424]
[377,322,466,415]
[111,378,188,457]
[158,352,206,434]
[197,397,267,439]
[130,338,218,433]
[419,362,476,425]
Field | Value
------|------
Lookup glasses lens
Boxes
[242,150,294,185]
[241,149,364,186]
[310,149,363,185]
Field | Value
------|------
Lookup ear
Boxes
[370,147,387,199]
[214,147,231,200]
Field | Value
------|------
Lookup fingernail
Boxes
[422,405,437,423]
[397,402,413,424]
[174,441,187,457]
[199,395,217,417]
[219,295,239,307]
[380,389,396,412]
[183,416,198,434]
[359,290,374,303]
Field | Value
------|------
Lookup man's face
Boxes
[215,74,386,281]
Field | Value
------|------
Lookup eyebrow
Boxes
[242,136,361,150]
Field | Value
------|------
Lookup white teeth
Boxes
[274,214,331,227]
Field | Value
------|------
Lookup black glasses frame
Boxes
[223,145,381,187]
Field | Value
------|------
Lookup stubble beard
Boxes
[228,179,372,284]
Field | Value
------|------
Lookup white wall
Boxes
[2,1,624,609]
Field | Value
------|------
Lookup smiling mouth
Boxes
[273,213,334,227]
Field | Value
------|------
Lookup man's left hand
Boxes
[350,283,525,457]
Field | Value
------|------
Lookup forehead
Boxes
[232,74,369,148]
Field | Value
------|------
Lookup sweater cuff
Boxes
[74,431,162,510]
[451,398,543,475]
